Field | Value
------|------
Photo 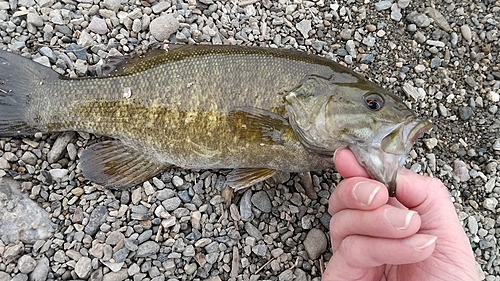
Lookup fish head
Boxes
[285,75,432,196]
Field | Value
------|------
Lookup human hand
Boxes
[322,148,479,281]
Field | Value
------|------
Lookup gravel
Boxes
[1,0,499,280]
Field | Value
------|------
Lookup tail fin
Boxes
[0,50,57,136]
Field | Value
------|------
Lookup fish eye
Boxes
[363,93,384,111]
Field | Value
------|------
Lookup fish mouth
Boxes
[378,118,433,196]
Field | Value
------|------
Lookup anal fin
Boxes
[80,140,170,189]
[226,168,277,191]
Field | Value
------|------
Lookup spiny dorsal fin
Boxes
[80,140,171,189]
[225,168,277,191]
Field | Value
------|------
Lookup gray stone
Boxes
[149,14,179,41]
[245,222,263,240]
[20,151,37,166]
[303,228,327,259]
[239,189,252,219]
[47,132,75,163]
[251,191,272,213]
[397,0,410,9]
[483,198,498,212]
[374,1,392,11]
[296,19,311,38]
[468,216,478,235]
[251,244,267,257]
[152,1,171,14]
[103,0,121,12]
[460,25,472,43]
[29,257,49,281]
[89,16,108,34]
[27,12,43,26]
[102,269,128,281]
[0,178,55,244]
[406,12,431,27]
[136,241,160,257]
[17,255,37,274]
[426,7,451,32]
[33,56,50,68]
[493,139,500,151]
[162,197,181,211]
[84,206,109,236]
[75,257,92,278]
[453,160,470,182]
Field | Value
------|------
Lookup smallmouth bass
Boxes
[0,45,431,196]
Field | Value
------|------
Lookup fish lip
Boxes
[377,118,432,196]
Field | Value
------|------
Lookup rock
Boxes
[172,176,184,187]
[47,132,74,163]
[0,272,10,281]
[468,216,478,235]
[453,160,470,182]
[251,191,272,213]
[493,139,500,151]
[102,269,128,281]
[483,198,498,212]
[397,0,410,9]
[152,1,171,14]
[458,106,473,120]
[461,25,472,43]
[88,16,108,34]
[251,244,267,257]
[304,228,327,259]
[296,19,311,38]
[374,1,392,11]
[245,222,263,240]
[149,14,179,41]
[20,151,37,165]
[406,12,431,28]
[29,257,49,281]
[487,91,499,102]
[426,7,451,32]
[84,206,109,236]
[17,255,37,274]
[49,168,68,180]
[75,257,92,278]
[27,12,43,27]
[136,241,160,257]
[103,0,121,12]
[162,197,181,211]
[239,189,252,220]
[0,178,55,244]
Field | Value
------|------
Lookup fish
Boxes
[0,45,431,197]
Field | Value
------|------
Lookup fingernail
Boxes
[352,181,381,206]
[403,234,437,250]
[384,208,416,230]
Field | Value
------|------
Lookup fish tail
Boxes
[0,50,56,136]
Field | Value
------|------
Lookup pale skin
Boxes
[323,148,480,281]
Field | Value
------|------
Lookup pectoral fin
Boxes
[80,140,170,189]
[226,168,277,191]
[228,106,290,145]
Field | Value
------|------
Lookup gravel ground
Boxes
[0,0,499,280]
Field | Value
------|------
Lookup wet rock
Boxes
[251,191,272,213]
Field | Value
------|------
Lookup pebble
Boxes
[245,222,263,240]
[426,7,451,32]
[459,107,473,120]
[453,160,470,182]
[88,16,108,34]
[487,91,499,103]
[84,206,109,236]
[374,1,392,11]
[250,191,272,213]
[47,132,74,163]
[74,257,92,278]
[493,139,500,151]
[406,12,431,27]
[483,198,498,212]
[296,19,311,38]
[239,189,253,219]
[17,255,37,274]
[468,216,478,235]
[29,257,49,281]
[303,228,327,259]
[162,197,182,211]
[149,14,179,41]
[461,25,472,43]
[136,241,160,257]
[397,0,410,9]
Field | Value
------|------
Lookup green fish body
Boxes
[0,45,431,195]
